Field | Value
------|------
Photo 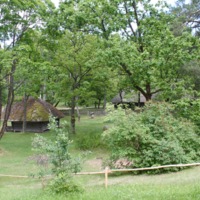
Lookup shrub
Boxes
[32,117,82,193]
[47,172,83,194]
[103,103,200,173]
[173,98,200,129]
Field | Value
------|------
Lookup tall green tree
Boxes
[0,0,54,139]
[170,0,200,95]
[54,31,100,134]
[74,0,199,101]
[14,33,53,132]
[172,0,200,35]
[46,1,109,133]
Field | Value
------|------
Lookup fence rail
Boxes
[75,163,200,188]
[0,174,29,178]
[1,163,200,188]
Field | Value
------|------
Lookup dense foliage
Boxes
[173,98,200,128]
[103,103,200,173]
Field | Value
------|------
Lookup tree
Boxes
[13,34,53,132]
[0,0,54,138]
[170,0,200,96]
[75,0,199,101]
[171,0,200,35]
[53,31,100,134]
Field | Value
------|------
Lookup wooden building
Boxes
[111,91,147,108]
[5,97,64,133]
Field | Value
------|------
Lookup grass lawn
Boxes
[0,116,200,200]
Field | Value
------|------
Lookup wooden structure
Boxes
[0,163,200,189]
[5,97,64,133]
[111,91,146,108]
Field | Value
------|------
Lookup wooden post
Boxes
[105,167,109,189]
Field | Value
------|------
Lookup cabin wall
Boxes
[11,122,49,132]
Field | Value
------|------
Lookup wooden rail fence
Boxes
[75,163,200,188]
[1,163,200,188]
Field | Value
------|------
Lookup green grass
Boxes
[1,174,200,200]
[0,116,200,200]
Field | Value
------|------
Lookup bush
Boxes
[32,117,82,193]
[173,98,200,129]
[103,103,200,173]
[47,172,83,194]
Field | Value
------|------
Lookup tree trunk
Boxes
[94,101,97,108]
[98,99,101,109]
[0,84,2,123]
[76,97,80,122]
[145,93,152,101]
[103,91,107,109]
[145,83,152,101]
[22,94,29,133]
[138,92,141,107]
[0,60,16,139]
[71,96,76,134]
[0,66,2,123]
[134,84,152,102]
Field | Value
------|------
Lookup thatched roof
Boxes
[7,97,64,122]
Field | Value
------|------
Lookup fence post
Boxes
[105,167,109,189]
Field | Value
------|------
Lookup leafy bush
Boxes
[173,98,200,129]
[103,103,200,173]
[47,173,83,194]
[32,117,82,193]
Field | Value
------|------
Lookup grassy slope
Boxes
[0,116,200,200]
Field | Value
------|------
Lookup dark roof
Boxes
[111,91,125,104]
[7,97,64,122]
[111,91,147,104]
